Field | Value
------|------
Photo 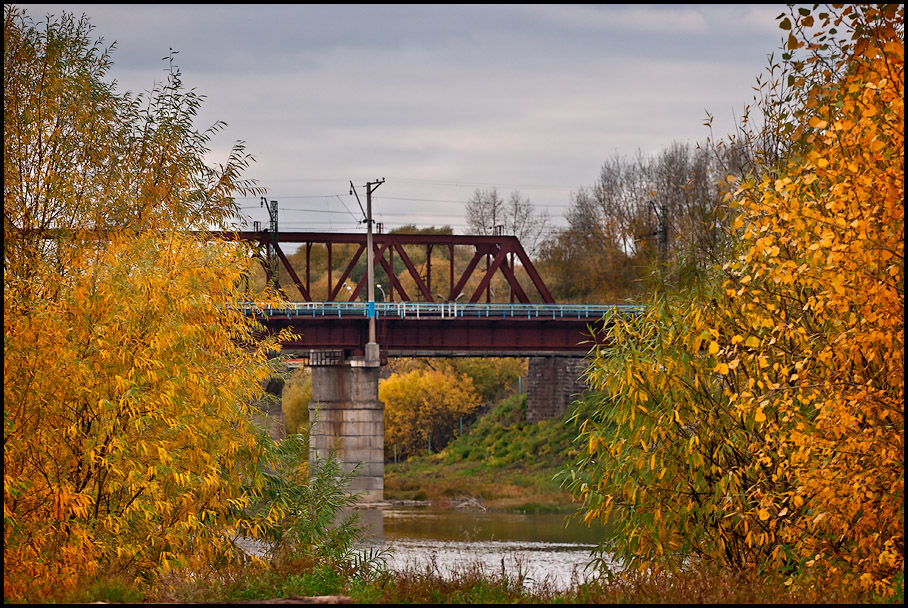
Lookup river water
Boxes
[352,505,614,592]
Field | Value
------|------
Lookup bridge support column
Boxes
[251,375,286,440]
[308,357,384,503]
[526,357,587,423]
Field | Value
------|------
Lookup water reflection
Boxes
[354,506,611,591]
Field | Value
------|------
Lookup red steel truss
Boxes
[204,231,555,304]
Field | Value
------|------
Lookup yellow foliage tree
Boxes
[724,4,904,594]
[282,367,312,434]
[566,4,903,598]
[4,7,295,601]
[381,367,481,460]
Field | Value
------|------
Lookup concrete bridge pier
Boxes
[252,376,287,440]
[307,354,384,503]
[526,356,588,423]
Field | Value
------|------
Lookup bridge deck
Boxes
[250,302,642,357]
[250,301,643,317]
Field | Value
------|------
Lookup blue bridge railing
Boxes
[244,301,644,321]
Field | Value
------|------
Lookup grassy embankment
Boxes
[383,392,582,513]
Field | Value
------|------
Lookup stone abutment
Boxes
[525,357,588,423]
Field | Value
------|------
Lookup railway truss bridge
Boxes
[207,230,642,502]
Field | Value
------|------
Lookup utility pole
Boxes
[261,197,279,290]
[360,178,384,364]
[658,202,667,272]
[649,200,668,280]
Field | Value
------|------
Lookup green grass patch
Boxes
[385,393,588,510]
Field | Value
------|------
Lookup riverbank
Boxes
[382,393,583,513]
[384,460,577,512]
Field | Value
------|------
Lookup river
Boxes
[352,504,614,592]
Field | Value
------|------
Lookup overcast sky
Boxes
[20,4,788,234]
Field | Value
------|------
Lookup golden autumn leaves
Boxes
[4,7,298,601]
[567,4,903,598]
